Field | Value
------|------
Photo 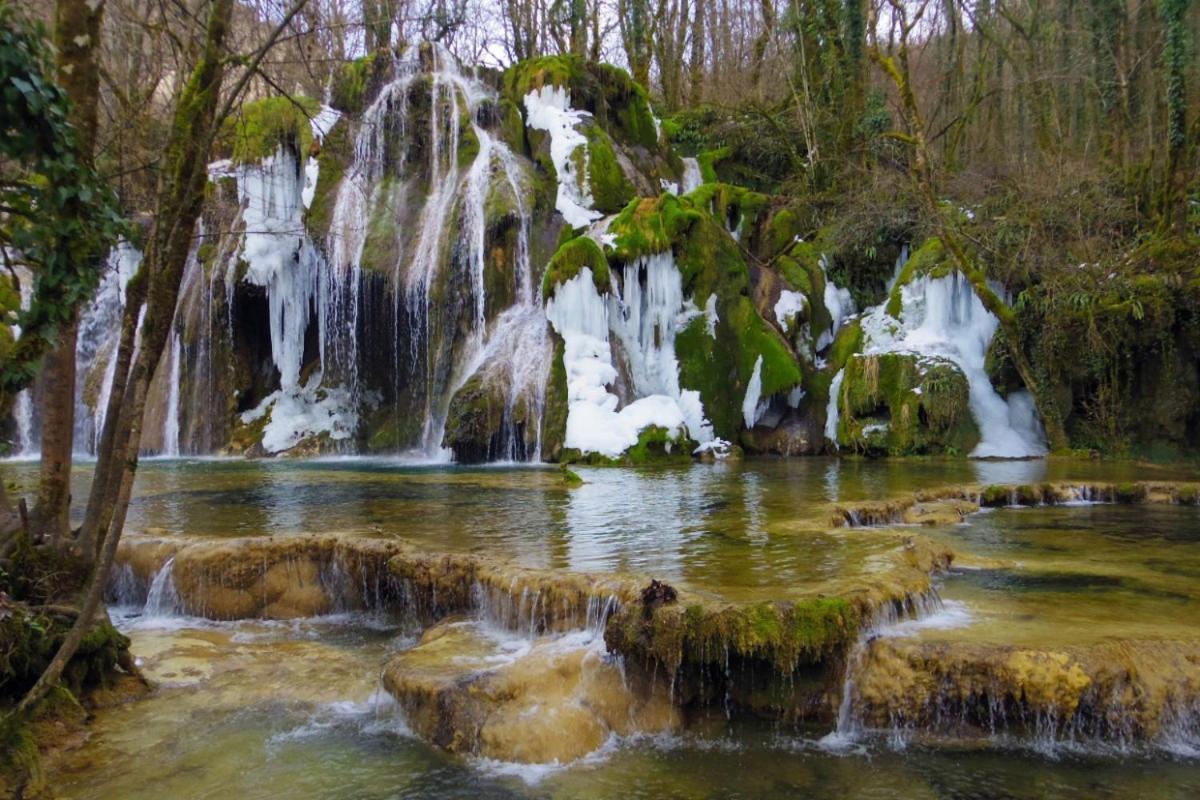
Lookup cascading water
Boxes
[7,267,36,456]
[822,590,968,748]
[162,331,182,457]
[74,241,143,454]
[144,556,183,617]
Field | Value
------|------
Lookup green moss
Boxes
[560,466,583,485]
[542,236,611,299]
[608,194,704,261]
[504,55,587,100]
[504,56,660,152]
[330,52,379,115]
[562,425,697,467]
[442,373,503,463]
[541,335,569,461]
[304,121,349,238]
[765,207,801,255]
[604,595,861,674]
[359,178,406,273]
[583,123,634,213]
[697,147,730,183]
[219,95,320,164]
[688,182,770,242]
[498,98,527,155]
[457,123,480,169]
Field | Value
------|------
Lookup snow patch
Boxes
[774,290,807,333]
[241,376,357,454]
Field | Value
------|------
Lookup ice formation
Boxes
[545,254,718,459]
[817,255,855,350]
[742,355,765,429]
[522,86,602,229]
[856,270,1047,458]
[774,290,807,333]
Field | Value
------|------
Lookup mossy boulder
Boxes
[582,123,635,213]
[600,193,802,440]
[442,372,539,463]
[688,182,770,243]
[504,56,660,152]
[605,596,861,676]
[305,120,350,239]
[835,352,979,456]
[330,51,389,115]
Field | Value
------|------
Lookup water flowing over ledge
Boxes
[103,495,1200,760]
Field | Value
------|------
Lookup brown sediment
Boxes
[852,637,1200,743]
[830,480,1200,528]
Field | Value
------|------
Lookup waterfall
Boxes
[144,556,183,617]
[822,591,965,748]
[75,241,143,454]
[162,330,182,456]
[680,157,702,194]
[9,267,35,456]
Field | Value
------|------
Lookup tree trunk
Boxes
[28,319,77,545]
[27,0,107,547]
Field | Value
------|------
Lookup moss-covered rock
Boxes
[835,352,979,456]
[582,123,635,213]
[605,595,862,676]
[330,52,387,115]
[540,334,568,461]
[305,120,350,239]
[687,182,770,243]
[541,235,611,299]
[885,236,952,317]
[219,95,320,164]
